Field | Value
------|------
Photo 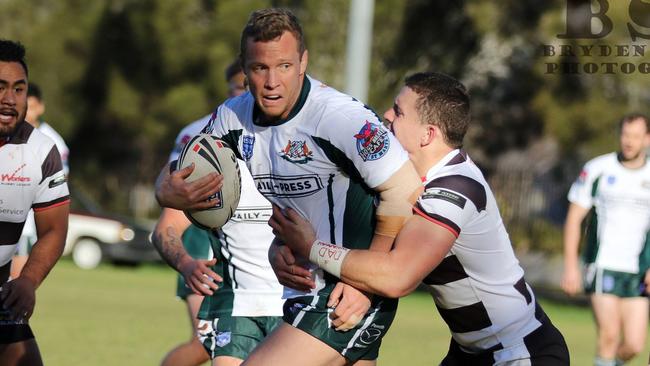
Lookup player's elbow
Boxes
[377,276,419,298]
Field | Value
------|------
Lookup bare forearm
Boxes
[563,222,582,266]
[154,164,172,207]
[151,225,192,272]
[340,250,414,298]
[21,230,65,288]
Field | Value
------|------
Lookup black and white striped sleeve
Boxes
[413,175,486,238]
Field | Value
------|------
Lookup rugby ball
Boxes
[177,134,241,230]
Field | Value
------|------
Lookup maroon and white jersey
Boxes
[0,122,69,266]
[414,149,541,359]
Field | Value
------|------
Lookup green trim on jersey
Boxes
[582,176,601,265]
[198,235,235,319]
[326,174,336,242]
[217,129,244,160]
[312,136,376,250]
[222,232,238,289]
[252,77,311,127]
[639,231,650,274]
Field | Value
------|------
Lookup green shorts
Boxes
[175,225,217,300]
[197,314,282,360]
[282,292,398,362]
[584,265,646,298]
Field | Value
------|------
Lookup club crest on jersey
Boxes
[242,135,255,161]
[607,175,616,185]
[279,140,313,164]
[354,121,390,161]
[216,331,231,347]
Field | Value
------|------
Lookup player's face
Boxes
[227,71,246,98]
[619,118,650,161]
[243,31,308,122]
[0,61,27,137]
[384,87,426,155]
[26,95,44,127]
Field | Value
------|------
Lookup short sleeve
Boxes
[567,161,600,210]
[318,103,409,188]
[204,100,246,159]
[413,175,486,238]
[32,146,70,211]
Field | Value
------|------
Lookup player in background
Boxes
[11,83,70,279]
[0,39,70,366]
[269,72,570,365]
[154,60,284,366]
[155,8,422,366]
[561,114,650,366]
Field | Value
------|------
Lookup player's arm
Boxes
[152,208,221,295]
[1,202,69,320]
[271,208,454,297]
[369,160,423,252]
[561,202,590,296]
[346,215,455,297]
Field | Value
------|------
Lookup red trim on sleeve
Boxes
[33,198,70,212]
[413,205,460,238]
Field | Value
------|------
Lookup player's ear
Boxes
[421,124,435,147]
[299,50,308,75]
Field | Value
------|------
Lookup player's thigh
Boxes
[0,339,43,366]
[213,355,242,366]
[620,297,649,345]
[350,359,376,366]
[242,322,347,366]
[591,294,622,334]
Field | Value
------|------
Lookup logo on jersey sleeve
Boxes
[354,121,390,161]
[279,140,313,164]
[48,171,67,189]
[575,170,588,185]
[422,188,466,209]
[242,135,255,161]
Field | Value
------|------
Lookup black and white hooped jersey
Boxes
[413,149,541,355]
[568,152,650,273]
[0,122,69,266]
[205,76,409,297]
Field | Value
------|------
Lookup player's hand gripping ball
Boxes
[177,134,241,229]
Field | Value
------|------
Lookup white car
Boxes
[64,191,160,269]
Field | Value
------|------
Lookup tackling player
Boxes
[155,8,422,366]
[269,72,571,365]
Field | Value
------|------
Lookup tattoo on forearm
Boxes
[152,226,185,269]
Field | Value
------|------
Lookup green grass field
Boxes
[31,260,650,365]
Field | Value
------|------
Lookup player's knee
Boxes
[597,329,620,348]
[622,339,644,356]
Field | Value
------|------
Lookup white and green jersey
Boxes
[205,76,409,298]
[170,117,283,317]
[568,152,650,273]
